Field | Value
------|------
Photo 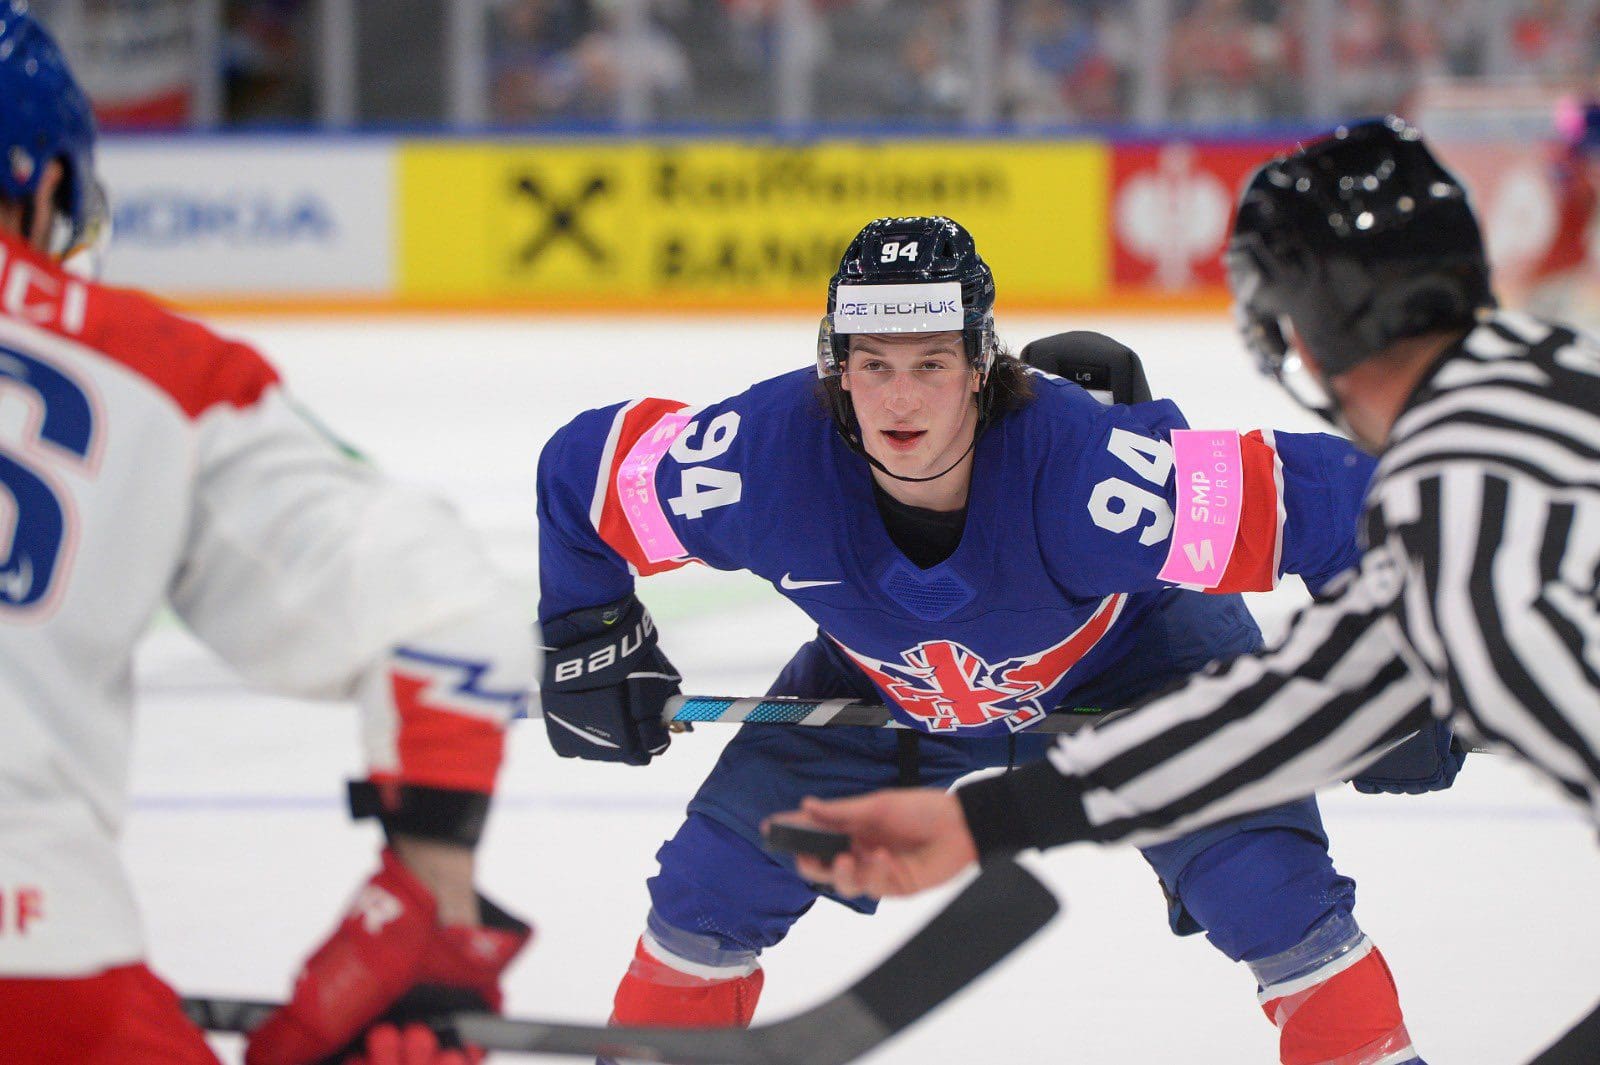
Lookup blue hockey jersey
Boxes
[537,368,1373,737]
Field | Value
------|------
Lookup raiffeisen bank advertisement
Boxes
[395,139,1109,310]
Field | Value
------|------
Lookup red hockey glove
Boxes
[245,848,531,1065]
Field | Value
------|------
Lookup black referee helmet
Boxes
[1226,116,1496,390]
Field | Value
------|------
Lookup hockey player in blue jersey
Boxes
[536,216,1422,1064]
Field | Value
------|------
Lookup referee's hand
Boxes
[767,790,979,899]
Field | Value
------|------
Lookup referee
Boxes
[783,117,1600,1062]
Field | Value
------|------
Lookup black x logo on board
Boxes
[513,173,611,267]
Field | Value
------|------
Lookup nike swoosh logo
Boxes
[780,573,842,590]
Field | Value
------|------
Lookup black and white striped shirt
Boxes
[960,312,1600,854]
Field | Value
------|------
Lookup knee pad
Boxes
[650,813,831,950]
[1150,816,1352,960]
[1254,914,1419,1065]
[610,930,764,1029]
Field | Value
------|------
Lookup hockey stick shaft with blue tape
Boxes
[664,694,1113,734]
[661,697,1480,758]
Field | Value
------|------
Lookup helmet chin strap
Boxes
[839,368,991,485]
[1270,348,1357,439]
[859,432,979,484]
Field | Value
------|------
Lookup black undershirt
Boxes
[871,481,977,784]
[871,482,968,569]
[871,482,979,783]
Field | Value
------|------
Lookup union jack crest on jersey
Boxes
[833,594,1128,732]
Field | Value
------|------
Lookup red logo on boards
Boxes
[1111,142,1292,289]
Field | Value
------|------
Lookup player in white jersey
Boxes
[0,7,534,1063]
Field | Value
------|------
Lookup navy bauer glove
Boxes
[540,595,680,765]
[1352,718,1467,794]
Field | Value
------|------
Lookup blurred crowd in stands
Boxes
[225,0,311,120]
[32,0,1600,130]
[480,0,1600,127]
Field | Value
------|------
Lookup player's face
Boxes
[0,160,63,252]
[842,331,980,495]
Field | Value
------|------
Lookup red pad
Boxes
[594,398,693,576]
[0,963,221,1065]
[390,671,505,793]
[1260,946,1415,1065]
[610,937,764,1029]
[1211,430,1284,594]
[0,231,280,421]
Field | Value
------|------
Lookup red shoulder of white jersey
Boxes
[0,231,279,418]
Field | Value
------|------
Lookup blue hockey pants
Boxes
[649,590,1356,972]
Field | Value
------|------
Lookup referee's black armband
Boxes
[347,780,491,848]
[957,761,1097,863]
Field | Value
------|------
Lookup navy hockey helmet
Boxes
[0,2,109,270]
[817,216,1000,451]
[1226,116,1494,420]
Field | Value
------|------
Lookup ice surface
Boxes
[126,313,1600,1064]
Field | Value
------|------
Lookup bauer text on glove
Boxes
[539,594,680,765]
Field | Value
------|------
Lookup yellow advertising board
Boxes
[397,140,1109,308]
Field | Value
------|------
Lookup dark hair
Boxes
[985,344,1035,419]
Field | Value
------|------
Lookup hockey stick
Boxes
[665,694,1115,735]
[182,860,1058,1064]
[1527,999,1600,1064]
[661,696,1501,757]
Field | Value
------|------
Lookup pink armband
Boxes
[1157,429,1243,589]
[616,410,691,564]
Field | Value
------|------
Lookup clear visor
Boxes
[1227,250,1342,426]
[1235,300,1342,427]
[52,177,112,280]
[1275,340,1340,422]
[817,314,986,378]
[817,314,841,378]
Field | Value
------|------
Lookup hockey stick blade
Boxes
[458,860,1058,1064]
[183,861,1058,1064]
